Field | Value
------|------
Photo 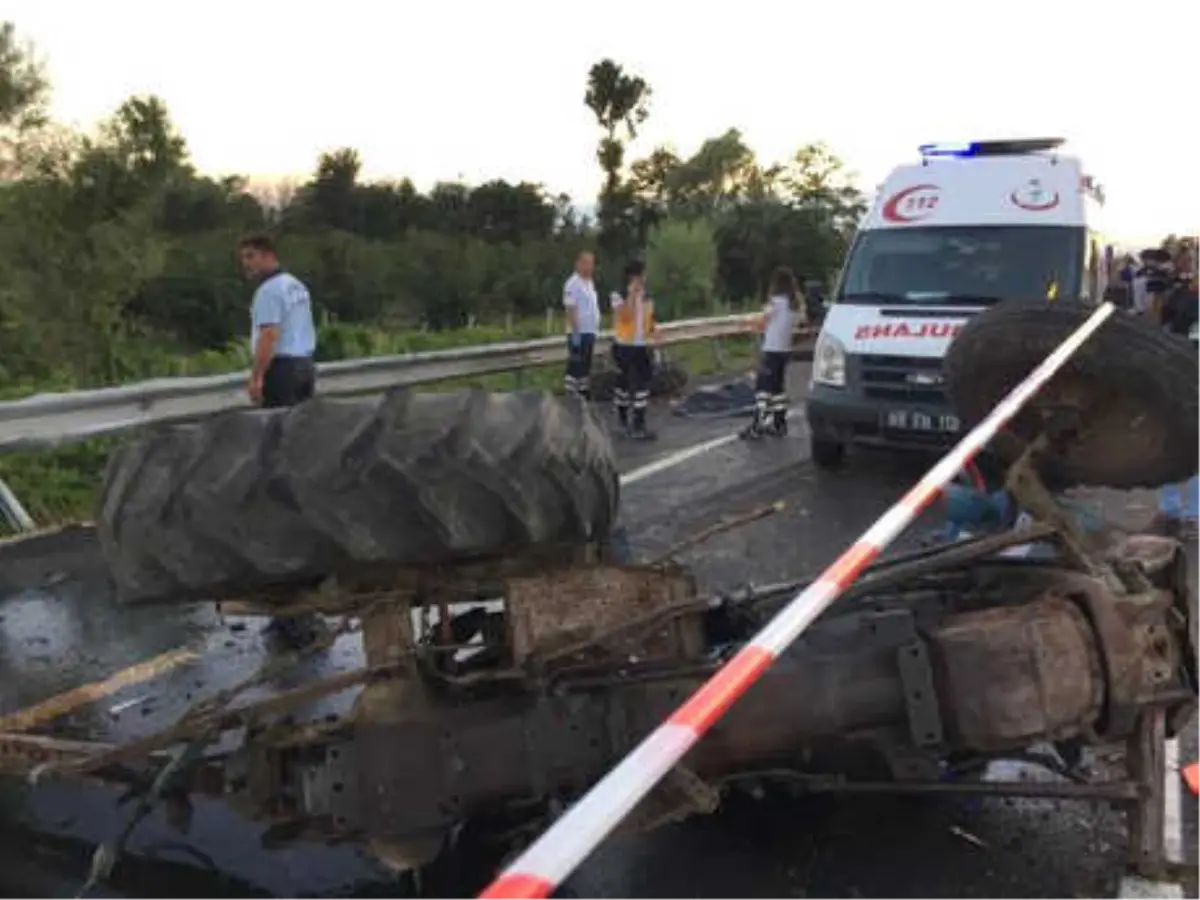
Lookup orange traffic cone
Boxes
[1183,762,1199,797]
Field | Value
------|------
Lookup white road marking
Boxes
[620,434,740,486]
[619,405,804,487]
[1118,875,1184,899]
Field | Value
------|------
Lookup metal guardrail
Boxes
[0,314,808,453]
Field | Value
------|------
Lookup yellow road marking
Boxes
[0,646,199,733]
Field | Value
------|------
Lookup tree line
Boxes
[0,21,865,391]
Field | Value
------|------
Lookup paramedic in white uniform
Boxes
[562,251,600,400]
[741,267,798,439]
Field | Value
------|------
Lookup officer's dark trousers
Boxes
[613,343,653,429]
[563,334,596,400]
[753,350,789,429]
[262,356,316,408]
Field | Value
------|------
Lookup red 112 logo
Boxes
[881,184,941,223]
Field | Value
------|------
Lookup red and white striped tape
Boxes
[480,302,1116,900]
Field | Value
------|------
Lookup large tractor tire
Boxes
[98,389,620,605]
[945,301,1198,490]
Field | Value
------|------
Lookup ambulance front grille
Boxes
[858,354,947,405]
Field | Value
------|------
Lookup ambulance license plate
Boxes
[882,410,960,433]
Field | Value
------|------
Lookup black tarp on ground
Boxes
[669,378,758,419]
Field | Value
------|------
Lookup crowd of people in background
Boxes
[560,251,806,443]
[235,237,806,452]
[1106,237,1200,538]
[1109,236,1199,340]
[561,252,662,441]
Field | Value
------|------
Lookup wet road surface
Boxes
[0,365,1196,897]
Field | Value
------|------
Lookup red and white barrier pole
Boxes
[480,303,1116,900]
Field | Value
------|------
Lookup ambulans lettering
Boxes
[852,322,963,340]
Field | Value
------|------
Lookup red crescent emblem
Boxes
[882,184,941,223]
[1010,184,1061,211]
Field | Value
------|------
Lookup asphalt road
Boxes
[0,364,1195,898]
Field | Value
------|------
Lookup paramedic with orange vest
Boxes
[609,260,658,440]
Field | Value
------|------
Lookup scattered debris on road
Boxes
[950,825,988,850]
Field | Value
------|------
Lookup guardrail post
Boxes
[710,337,727,371]
[0,477,35,534]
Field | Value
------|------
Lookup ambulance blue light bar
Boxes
[919,138,1066,159]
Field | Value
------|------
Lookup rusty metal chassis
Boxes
[295,529,1193,877]
[5,513,1193,882]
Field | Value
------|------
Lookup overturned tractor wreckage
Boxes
[4,302,1198,892]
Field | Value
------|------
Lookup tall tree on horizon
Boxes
[584,58,651,262]
[0,21,54,179]
[0,21,47,128]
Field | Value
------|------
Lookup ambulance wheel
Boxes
[945,300,1199,490]
[810,437,846,470]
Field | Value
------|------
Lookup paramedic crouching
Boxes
[239,233,317,407]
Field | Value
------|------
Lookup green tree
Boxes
[427,181,470,232]
[157,175,263,235]
[0,21,46,125]
[626,133,860,301]
[0,20,51,178]
[645,219,718,319]
[354,179,416,239]
[67,95,190,222]
[668,129,762,217]
[783,142,866,236]
[584,58,651,260]
[465,180,555,243]
[0,19,868,399]
[306,147,363,231]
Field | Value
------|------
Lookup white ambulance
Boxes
[805,138,1111,469]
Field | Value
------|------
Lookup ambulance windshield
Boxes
[837,225,1084,306]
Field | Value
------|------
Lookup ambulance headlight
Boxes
[812,332,846,387]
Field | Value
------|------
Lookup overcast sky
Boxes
[8,0,1197,242]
